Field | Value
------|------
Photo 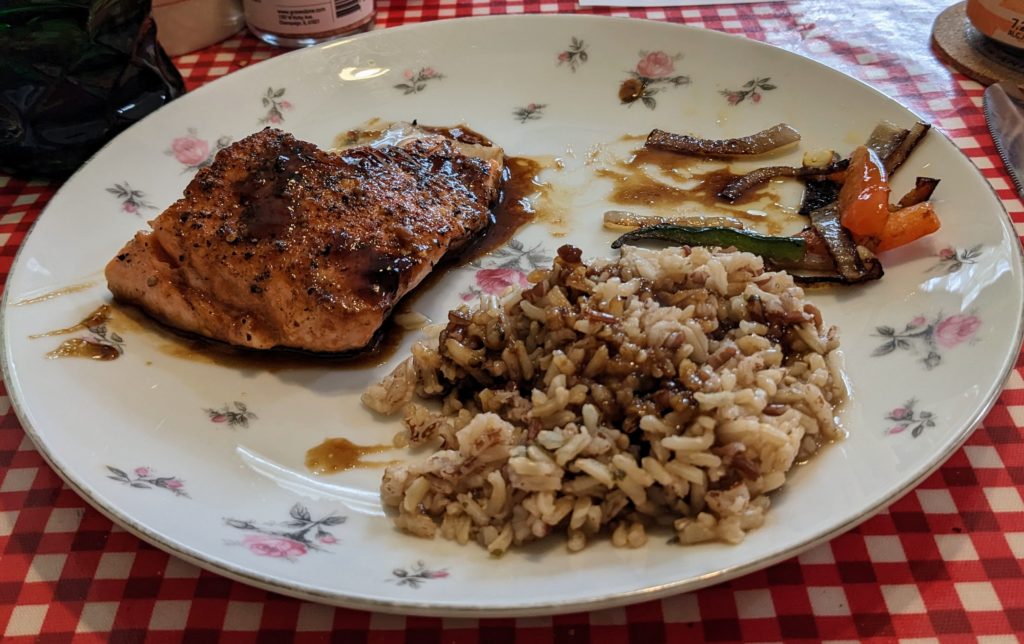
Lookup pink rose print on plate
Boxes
[934,314,982,349]
[636,51,675,78]
[260,87,293,124]
[394,68,445,95]
[513,103,546,124]
[390,561,450,588]
[166,128,231,171]
[204,401,257,428]
[458,239,550,301]
[873,311,981,369]
[618,50,690,110]
[719,77,777,106]
[106,466,189,497]
[556,37,588,72]
[476,268,529,295]
[928,244,983,274]
[171,136,208,166]
[243,534,308,560]
[225,503,345,561]
[884,399,935,438]
[106,182,154,215]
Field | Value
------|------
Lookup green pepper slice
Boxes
[610,224,806,263]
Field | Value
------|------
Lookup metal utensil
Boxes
[983,80,1024,199]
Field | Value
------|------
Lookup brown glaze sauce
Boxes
[233,147,309,239]
[600,142,800,235]
[34,304,122,361]
[16,281,96,306]
[119,153,549,371]
[131,304,405,371]
[603,149,759,210]
[463,156,549,259]
[30,304,112,338]
[394,155,552,316]
[305,438,397,474]
[47,338,120,361]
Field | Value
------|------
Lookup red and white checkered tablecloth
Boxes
[2,0,1023,641]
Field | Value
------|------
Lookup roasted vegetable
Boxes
[876,202,941,252]
[816,121,935,256]
[880,122,930,175]
[620,119,934,286]
[837,146,890,240]
[611,224,806,262]
[809,203,885,283]
[603,211,743,231]
[717,160,848,203]
[865,121,909,161]
[799,178,842,215]
[646,124,801,158]
[896,177,940,208]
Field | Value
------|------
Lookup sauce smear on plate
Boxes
[305,438,397,474]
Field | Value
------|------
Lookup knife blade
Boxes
[984,81,1024,200]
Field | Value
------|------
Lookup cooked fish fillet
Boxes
[105,126,504,352]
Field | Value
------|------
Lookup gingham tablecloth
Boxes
[2,0,1023,641]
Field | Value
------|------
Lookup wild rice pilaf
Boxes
[364,244,845,553]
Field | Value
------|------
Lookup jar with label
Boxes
[243,0,375,48]
[966,0,1024,51]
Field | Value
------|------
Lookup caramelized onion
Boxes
[865,121,908,161]
[864,121,930,175]
[603,210,743,231]
[645,124,801,158]
[717,160,848,203]
[881,122,930,175]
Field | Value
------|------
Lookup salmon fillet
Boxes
[105,127,504,352]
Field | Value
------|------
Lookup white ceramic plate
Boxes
[3,15,1022,617]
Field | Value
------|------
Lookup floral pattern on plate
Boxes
[514,103,546,123]
[557,37,588,72]
[106,466,189,497]
[225,503,346,561]
[720,77,777,105]
[929,244,983,274]
[90,324,124,355]
[389,561,450,588]
[394,68,444,95]
[459,239,551,301]
[205,401,256,428]
[618,51,690,109]
[884,399,936,438]
[872,312,981,369]
[106,182,155,215]
[7,15,1024,616]
[259,87,293,124]
[166,128,231,171]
